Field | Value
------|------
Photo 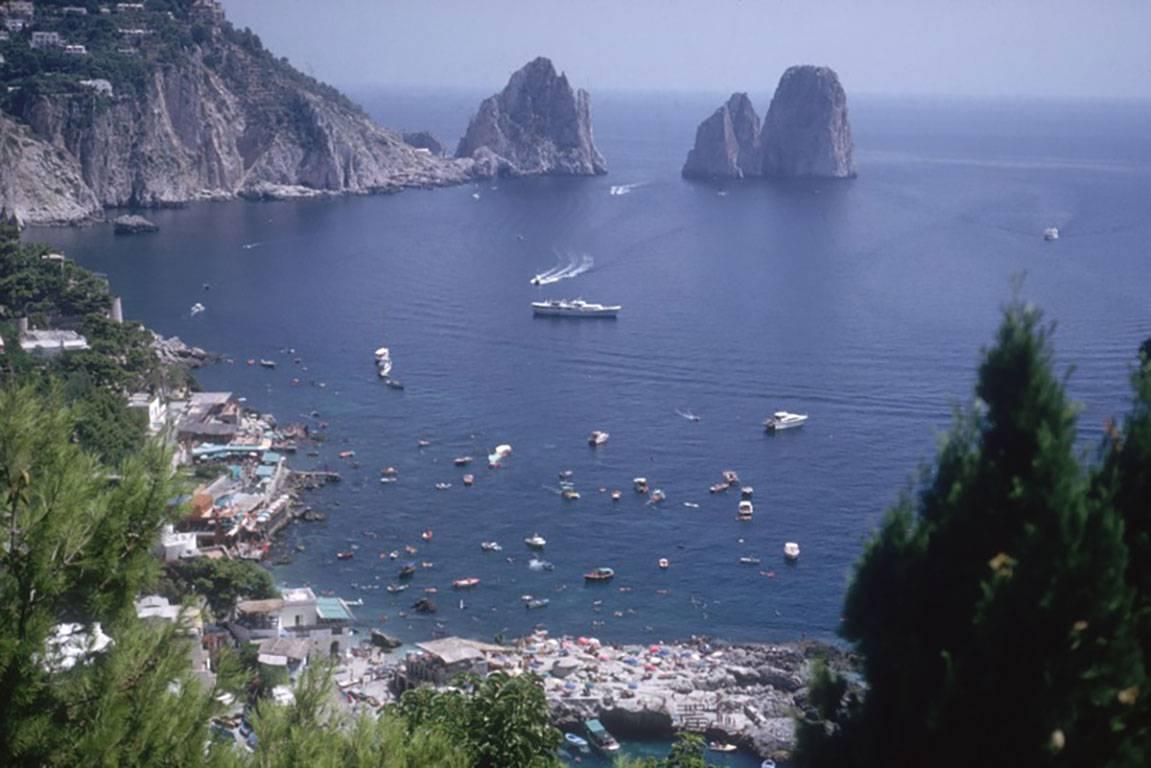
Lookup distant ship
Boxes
[531,299,620,318]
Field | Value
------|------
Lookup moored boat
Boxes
[584,567,615,582]
[524,533,547,549]
[709,741,737,753]
[738,500,754,519]
[398,563,417,579]
[386,584,408,594]
[584,719,620,752]
[336,550,354,560]
[722,469,740,485]
[658,558,670,569]
[452,577,480,589]
[564,733,590,754]
[784,541,801,561]
[1043,226,1060,241]
[462,474,475,486]
[588,430,610,446]
[480,541,502,552]
[633,477,649,494]
[739,556,761,565]
[453,456,473,466]
[259,359,276,369]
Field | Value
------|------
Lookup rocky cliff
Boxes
[760,66,855,178]
[0,8,474,225]
[682,92,761,179]
[456,57,606,177]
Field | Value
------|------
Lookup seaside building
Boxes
[18,327,90,356]
[396,637,507,689]
[174,391,240,442]
[229,586,356,657]
[128,391,168,433]
[156,523,201,562]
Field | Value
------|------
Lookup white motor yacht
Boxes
[524,533,547,549]
[764,411,808,431]
[531,299,621,318]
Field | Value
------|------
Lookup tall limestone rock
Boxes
[760,66,855,178]
[456,57,606,177]
[682,93,762,179]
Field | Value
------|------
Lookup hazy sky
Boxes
[220,1,1151,99]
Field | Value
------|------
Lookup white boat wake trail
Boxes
[609,182,647,196]
[531,252,594,285]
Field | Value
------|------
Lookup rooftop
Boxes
[415,637,503,666]
[315,597,354,622]
[235,598,283,615]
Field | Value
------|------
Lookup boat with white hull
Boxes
[531,299,620,318]
[764,411,808,431]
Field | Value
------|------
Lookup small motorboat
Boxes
[338,450,356,459]
[611,490,622,501]
[435,482,452,491]
[1043,226,1060,241]
[584,567,615,583]
[480,541,502,552]
[588,430,610,446]
[739,556,762,565]
[585,719,620,753]
[741,486,754,499]
[453,456,473,467]
[761,761,778,768]
[190,302,205,316]
[398,563,417,579]
[764,411,809,431]
[524,533,547,549]
[452,577,480,589]
[526,597,550,609]
[784,542,801,561]
[336,551,354,560]
[381,466,398,476]
[417,439,432,448]
[562,488,581,501]
[710,483,729,494]
[683,501,700,509]
[403,545,418,555]
[386,584,408,594]
[723,470,740,486]
[380,477,397,485]
[658,558,670,569]
[709,741,737,753]
[374,347,391,362]
[649,489,666,504]
[462,474,475,486]
[633,477,648,494]
[420,530,433,541]
[259,359,276,369]
[738,500,754,519]
[565,733,590,754]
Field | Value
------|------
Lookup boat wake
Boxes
[675,409,702,422]
[530,252,593,285]
[241,242,263,250]
[609,182,646,196]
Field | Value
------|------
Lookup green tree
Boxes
[0,384,236,766]
[397,671,563,768]
[795,302,1147,768]
[614,733,711,768]
[163,557,279,618]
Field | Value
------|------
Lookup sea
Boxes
[33,90,1151,667]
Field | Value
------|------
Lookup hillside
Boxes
[0,0,474,224]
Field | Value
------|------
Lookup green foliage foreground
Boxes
[795,304,1151,767]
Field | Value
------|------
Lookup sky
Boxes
[220,0,1151,100]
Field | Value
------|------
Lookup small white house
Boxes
[63,44,88,55]
[128,391,167,433]
[30,30,62,49]
[156,524,200,562]
[19,329,89,356]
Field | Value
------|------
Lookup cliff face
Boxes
[456,57,606,177]
[0,15,474,224]
[760,66,855,178]
[682,92,761,179]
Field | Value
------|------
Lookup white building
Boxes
[156,524,200,562]
[63,43,87,55]
[19,329,89,355]
[128,391,167,433]
[30,30,61,48]
[3,1,35,19]
[3,18,25,32]
[231,587,355,656]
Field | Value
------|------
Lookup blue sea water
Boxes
[33,92,1151,657]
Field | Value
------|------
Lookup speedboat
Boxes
[259,359,276,369]
[462,474,475,486]
[658,558,670,569]
[386,584,408,594]
[738,500,754,519]
[649,489,666,504]
[336,551,354,560]
[526,597,549,609]
[739,556,761,565]
[453,456,473,466]
[524,533,547,549]
[1043,226,1060,241]
[709,483,729,494]
[420,529,433,541]
[531,299,621,318]
[588,430,610,446]
[562,488,581,501]
[480,541,502,552]
[452,577,480,589]
[585,719,620,753]
[723,470,740,485]
[374,347,391,362]
[190,302,205,316]
[633,477,649,494]
[584,567,615,582]
[764,411,808,431]
[741,486,754,499]
[611,490,622,501]
[565,733,590,754]
[784,542,801,561]
[709,741,737,753]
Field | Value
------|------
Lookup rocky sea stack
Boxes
[681,66,855,180]
[761,66,855,178]
[682,93,762,179]
[456,57,606,177]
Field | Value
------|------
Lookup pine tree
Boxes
[795,303,1147,768]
